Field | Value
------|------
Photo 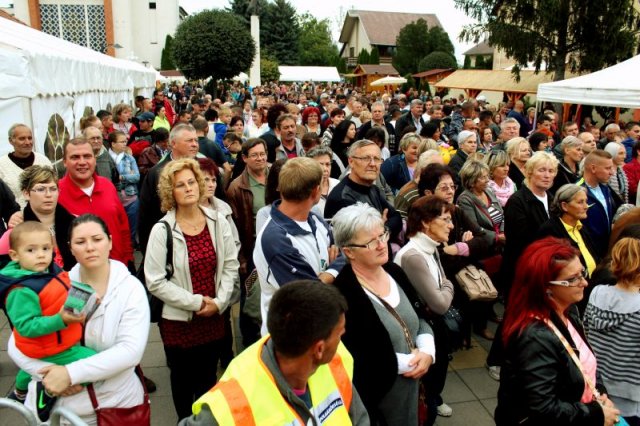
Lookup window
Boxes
[149,2,156,9]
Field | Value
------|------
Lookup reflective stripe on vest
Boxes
[192,336,354,425]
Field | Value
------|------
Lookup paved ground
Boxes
[0,303,501,426]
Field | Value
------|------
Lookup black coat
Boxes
[24,203,76,271]
[495,307,606,426]
[537,216,600,271]
[501,186,550,293]
[333,262,429,424]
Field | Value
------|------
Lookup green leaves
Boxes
[172,10,256,81]
[454,0,640,81]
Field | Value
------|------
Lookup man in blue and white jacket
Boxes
[254,157,344,336]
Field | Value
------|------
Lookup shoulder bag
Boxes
[455,264,498,301]
[87,365,151,426]
[136,220,173,323]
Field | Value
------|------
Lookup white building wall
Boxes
[4,3,30,24]
[122,0,179,69]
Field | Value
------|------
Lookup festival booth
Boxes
[277,66,341,82]
[0,16,155,161]
[537,55,640,123]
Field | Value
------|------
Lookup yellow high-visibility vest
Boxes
[192,336,354,425]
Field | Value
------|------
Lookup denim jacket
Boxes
[112,151,140,196]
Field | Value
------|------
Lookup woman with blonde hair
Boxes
[144,158,239,419]
[505,137,531,189]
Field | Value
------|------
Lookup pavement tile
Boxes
[457,367,500,400]
[435,400,495,425]
[441,371,476,404]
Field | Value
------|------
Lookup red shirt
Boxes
[57,174,134,264]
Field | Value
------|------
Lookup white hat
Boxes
[477,95,487,102]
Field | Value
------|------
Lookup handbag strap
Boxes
[468,192,501,235]
[542,317,601,401]
[357,276,416,351]
[160,220,174,279]
[87,365,148,410]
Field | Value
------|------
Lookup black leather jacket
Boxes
[495,306,606,426]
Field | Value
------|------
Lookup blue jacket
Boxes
[578,180,621,257]
[622,137,636,163]
[380,154,411,194]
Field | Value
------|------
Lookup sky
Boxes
[178,0,479,62]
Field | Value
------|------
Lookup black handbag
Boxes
[136,220,173,323]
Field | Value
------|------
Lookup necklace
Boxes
[177,213,204,232]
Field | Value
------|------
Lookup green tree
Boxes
[418,51,458,71]
[463,55,471,69]
[358,48,371,65]
[261,54,280,83]
[426,27,455,56]
[454,0,640,81]
[298,14,338,66]
[227,0,269,26]
[370,46,380,64]
[261,0,300,65]
[394,19,457,75]
[173,10,255,83]
[160,34,176,70]
[332,54,347,74]
[474,55,485,69]
[394,18,431,75]
[400,72,416,93]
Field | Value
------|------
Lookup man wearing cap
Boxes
[395,99,425,137]
[128,111,157,158]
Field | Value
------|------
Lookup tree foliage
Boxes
[358,48,371,65]
[454,0,640,81]
[160,34,176,70]
[298,14,338,66]
[419,51,458,71]
[261,54,280,83]
[261,0,300,65]
[394,19,457,75]
[228,0,300,65]
[370,47,380,64]
[173,10,255,81]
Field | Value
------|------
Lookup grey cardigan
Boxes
[456,188,504,243]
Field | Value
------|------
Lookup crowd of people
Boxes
[0,80,639,426]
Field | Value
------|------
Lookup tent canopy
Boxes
[0,16,155,99]
[278,66,341,82]
[537,55,640,108]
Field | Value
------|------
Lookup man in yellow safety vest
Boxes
[179,279,370,425]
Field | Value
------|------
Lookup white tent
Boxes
[278,66,341,82]
[0,16,156,158]
[537,55,640,108]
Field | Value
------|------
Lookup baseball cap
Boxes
[139,112,155,121]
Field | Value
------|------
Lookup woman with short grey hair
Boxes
[332,202,434,426]
[551,136,584,194]
[604,141,629,203]
[538,183,599,292]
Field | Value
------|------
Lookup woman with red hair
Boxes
[495,237,620,426]
[300,106,322,137]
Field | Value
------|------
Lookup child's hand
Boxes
[60,308,86,325]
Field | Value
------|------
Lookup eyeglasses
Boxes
[351,156,383,164]
[346,228,390,250]
[437,215,453,224]
[436,184,457,192]
[548,269,588,287]
[31,186,58,194]
[247,152,267,159]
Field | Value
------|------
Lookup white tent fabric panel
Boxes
[537,55,640,108]
[0,98,30,156]
[30,95,74,163]
[0,16,156,99]
[278,66,341,82]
